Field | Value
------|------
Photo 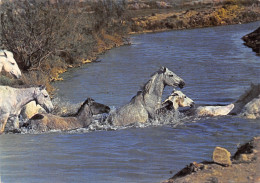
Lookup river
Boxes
[1,22,260,183]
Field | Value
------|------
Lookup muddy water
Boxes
[1,22,260,183]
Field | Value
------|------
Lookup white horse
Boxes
[160,84,260,118]
[162,90,194,110]
[197,83,260,118]
[107,67,185,126]
[0,50,22,79]
[0,85,53,134]
[161,90,234,117]
[230,83,260,119]
[195,104,235,117]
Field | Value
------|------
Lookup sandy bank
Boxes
[163,136,260,183]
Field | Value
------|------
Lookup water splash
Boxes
[51,97,82,116]
[18,101,192,134]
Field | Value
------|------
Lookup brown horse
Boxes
[26,98,110,132]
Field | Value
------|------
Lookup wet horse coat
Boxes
[108,67,185,126]
[0,85,53,134]
[26,98,110,132]
[162,90,194,110]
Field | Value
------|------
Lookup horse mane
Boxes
[141,71,159,94]
[230,83,260,114]
[64,99,89,117]
[75,99,90,116]
[235,83,260,104]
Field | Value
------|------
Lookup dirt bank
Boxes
[163,136,260,183]
[128,1,260,34]
[1,0,259,94]
[243,26,260,55]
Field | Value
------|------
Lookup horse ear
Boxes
[160,66,167,73]
[3,51,7,58]
[172,93,178,96]
[39,85,46,90]
[86,98,94,104]
[0,51,7,58]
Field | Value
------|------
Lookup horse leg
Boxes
[8,115,20,130]
[13,116,20,129]
[0,113,9,134]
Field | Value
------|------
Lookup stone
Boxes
[239,154,249,162]
[212,147,232,166]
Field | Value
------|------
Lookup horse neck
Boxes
[172,99,179,110]
[143,74,165,109]
[16,88,36,110]
[0,63,3,72]
[231,84,260,114]
[76,104,92,122]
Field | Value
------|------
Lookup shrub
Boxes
[0,0,128,72]
[0,0,65,70]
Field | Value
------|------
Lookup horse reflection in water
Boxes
[107,67,185,126]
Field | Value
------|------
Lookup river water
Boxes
[1,22,260,183]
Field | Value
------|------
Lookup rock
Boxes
[156,1,172,8]
[239,154,249,162]
[212,147,232,166]
[171,162,204,179]
[232,137,258,161]
[242,26,260,55]
[20,101,45,119]
[165,137,260,183]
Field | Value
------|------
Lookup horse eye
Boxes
[44,95,48,98]
[184,96,187,98]
[11,62,15,65]
[169,74,173,77]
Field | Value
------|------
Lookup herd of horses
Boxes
[0,50,259,134]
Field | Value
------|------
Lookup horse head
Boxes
[0,50,22,79]
[85,98,110,115]
[160,67,185,89]
[34,85,54,113]
[164,90,194,109]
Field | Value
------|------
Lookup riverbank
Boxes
[50,0,260,92]
[128,0,260,34]
[0,0,129,94]
[49,0,260,90]
[163,136,260,183]
[242,26,260,55]
[0,0,259,94]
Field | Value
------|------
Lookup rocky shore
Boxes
[163,137,260,183]
[242,26,260,55]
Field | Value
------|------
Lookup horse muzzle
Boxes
[178,81,185,89]
[104,106,111,113]
[190,102,195,108]
[11,71,22,79]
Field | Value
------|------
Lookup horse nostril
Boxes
[179,81,185,89]
[105,107,110,113]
